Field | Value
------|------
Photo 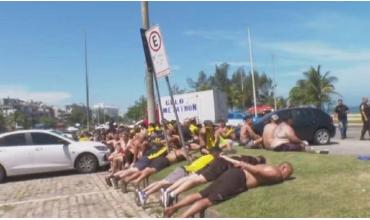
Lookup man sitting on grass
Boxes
[162,153,266,208]
[164,160,294,218]
[270,116,309,152]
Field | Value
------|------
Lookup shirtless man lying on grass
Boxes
[164,160,294,217]
[162,154,266,207]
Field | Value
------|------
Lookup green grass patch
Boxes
[150,147,370,217]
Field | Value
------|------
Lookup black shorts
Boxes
[133,157,151,171]
[199,168,247,204]
[274,143,303,152]
[148,156,170,171]
[199,157,231,182]
[124,149,134,164]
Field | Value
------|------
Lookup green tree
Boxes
[67,104,89,127]
[187,71,213,91]
[39,115,56,128]
[6,111,30,129]
[289,65,338,109]
[171,83,186,95]
[0,113,7,132]
[124,96,147,122]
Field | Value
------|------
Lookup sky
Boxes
[0,1,370,113]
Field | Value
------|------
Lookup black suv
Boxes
[253,107,336,145]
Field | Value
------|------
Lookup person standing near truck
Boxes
[334,99,349,139]
[360,97,370,140]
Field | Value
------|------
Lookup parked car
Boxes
[0,129,110,183]
[253,107,335,145]
[227,111,248,127]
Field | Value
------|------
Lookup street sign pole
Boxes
[140,28,170,153]
[144,25,189,161]
[165,75,186,154]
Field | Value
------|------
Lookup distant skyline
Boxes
[0,2,369,112]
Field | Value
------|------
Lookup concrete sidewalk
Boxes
[311,126,370,156]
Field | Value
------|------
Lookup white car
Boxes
[0,129,110,183]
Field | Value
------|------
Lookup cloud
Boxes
[171,65,181,71]
[257,41,370,62]
[303,11,365,31]
[0,85,71,106]
[209,61,249,67]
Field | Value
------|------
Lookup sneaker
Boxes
[168,194,175,207]
[105,176,112,187]
[163,190,168,208]
[160,188,165,206]
[111,177,118,189]
[137,189,146,207]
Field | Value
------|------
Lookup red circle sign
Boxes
[148,31,162,52]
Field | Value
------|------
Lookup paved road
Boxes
[312,125,370,156]
[0,171,159,218]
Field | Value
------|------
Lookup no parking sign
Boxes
[145,26,171,78]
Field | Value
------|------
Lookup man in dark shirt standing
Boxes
[334,99,349,139]
[360,97,370,140]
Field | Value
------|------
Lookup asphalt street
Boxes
[312,125,370,156]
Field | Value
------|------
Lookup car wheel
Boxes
[75,153,98,173]
[314,128,330,145]
[0,165,6,183]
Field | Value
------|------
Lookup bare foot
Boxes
[163,207,176,217]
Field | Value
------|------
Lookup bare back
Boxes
[262,123,277,149]
[242,164,283,189]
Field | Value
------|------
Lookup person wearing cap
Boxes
[262,114,279,149]
[334,98,349,139]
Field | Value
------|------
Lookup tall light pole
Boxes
[247,27,258,117]
[141,1,156,123]
[84,32,91,130]
[272,54,277,110]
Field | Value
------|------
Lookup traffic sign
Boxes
[145,26,171,78]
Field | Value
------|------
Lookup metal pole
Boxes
[153,72,171,153]
[247,27,258,118]
[141,1,156,123]
[165,76,187,158]
[84,32,91,130]
[272,54,277,110]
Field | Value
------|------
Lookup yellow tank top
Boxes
[225,127,234,137]
[189,124,199,136]
[184,154,214,173]
[147,146,168,160]
[205,130,216,148]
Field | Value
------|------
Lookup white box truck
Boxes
[159,89,228,123]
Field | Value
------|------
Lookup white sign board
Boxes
[145,26,171,78]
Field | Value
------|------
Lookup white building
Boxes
[93,103,119,122]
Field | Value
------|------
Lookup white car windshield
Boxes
[51,130,75,142]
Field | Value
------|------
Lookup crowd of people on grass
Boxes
[77,113,311,217]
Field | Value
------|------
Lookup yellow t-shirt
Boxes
[189,124,199,136]
[147,126,155,136]
[79,137,89,142]
[147,146,168,160]
[184,154,214,173]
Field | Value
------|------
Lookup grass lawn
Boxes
[150,147,370,217]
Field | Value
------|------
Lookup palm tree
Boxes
[289,65,338,109]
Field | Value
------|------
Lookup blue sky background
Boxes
[0,1,370,112]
